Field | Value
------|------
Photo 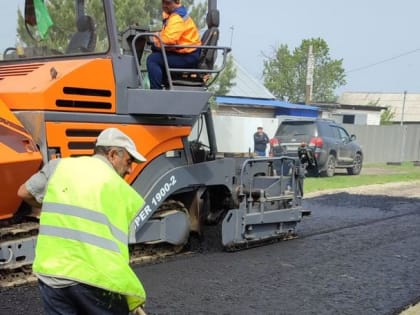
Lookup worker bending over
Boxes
[18,128,147,315]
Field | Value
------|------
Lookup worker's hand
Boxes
[146,36,154,46]
[132,306,147,315]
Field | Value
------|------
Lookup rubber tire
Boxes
[321,155,336,177]
[347,153,363,175]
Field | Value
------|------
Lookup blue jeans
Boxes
[147,49,200,89]
[38,280,129,315]
[255,150,266,157]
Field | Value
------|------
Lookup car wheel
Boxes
[347,153,363,175]
[321,155,335,177]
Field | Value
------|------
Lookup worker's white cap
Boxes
[96,128,146,163]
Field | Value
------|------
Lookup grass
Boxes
[304,162,420,194]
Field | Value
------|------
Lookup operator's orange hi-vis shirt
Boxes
[154,9,201,53]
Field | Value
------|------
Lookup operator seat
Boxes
[66,15,97,54]
[198,9,220,71]
[171,9,220,87]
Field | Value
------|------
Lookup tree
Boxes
[17,0,199,50]
[262,38,346,103]
[380,107,396,125]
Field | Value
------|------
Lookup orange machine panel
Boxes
[45,122,192,182]
[0,59,116,113]
[0,100,42,220]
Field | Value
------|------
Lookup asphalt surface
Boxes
[1,182,419,315]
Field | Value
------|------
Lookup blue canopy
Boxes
[215,96,319,118]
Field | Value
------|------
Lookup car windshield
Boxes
[0,0,108,62]
[276,121,316,137]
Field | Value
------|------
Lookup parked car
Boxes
[269,118,363,177]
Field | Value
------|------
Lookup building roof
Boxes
[338,92,420,122]
[216,96,319,110]
[216,96,319,118]
[225,57,276,99]
[311,102,387,111]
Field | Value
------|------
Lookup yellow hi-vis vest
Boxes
[33,156,146,310]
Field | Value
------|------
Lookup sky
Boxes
[0,1,25,53]
[216,0,420,95]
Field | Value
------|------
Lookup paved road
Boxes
[1,182,419,315]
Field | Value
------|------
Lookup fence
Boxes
[343,124,420,163]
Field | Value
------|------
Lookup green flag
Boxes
[33,0,53,39]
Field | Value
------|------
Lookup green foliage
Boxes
[17,0,202,50]
[263,38,346,103]
[114,0,151,29]
[18,0,109,51]
[190,2,208,30]
[380,107,396,125]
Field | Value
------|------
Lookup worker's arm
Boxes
[17,159,60,209]
[17,184,42,208]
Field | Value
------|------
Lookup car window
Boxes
[331,126,350,142]
[328,125,340,139]
[1,0,109,61]
[337,127,350,142]
[318,123,335,138]
[276,121,316,137]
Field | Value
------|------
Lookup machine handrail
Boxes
[130,32,230,89]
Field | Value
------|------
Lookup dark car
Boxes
[269,118,363,177]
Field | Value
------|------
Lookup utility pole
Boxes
[400,90,407,127]
[305,45,314,104]
[229,26,234,48]
[399,91,407,163]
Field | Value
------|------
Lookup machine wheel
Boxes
[321,155,336,177]
[347,153,363,175]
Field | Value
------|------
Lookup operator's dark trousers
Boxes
[147,49,200,89]
[38,280,129,315]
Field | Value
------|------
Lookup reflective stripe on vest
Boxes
[41,202,127,246]
[39,225,120,253]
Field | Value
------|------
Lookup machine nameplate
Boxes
[134,175,177,228]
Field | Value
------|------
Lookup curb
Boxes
[399,302,420,315]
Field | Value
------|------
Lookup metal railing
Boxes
[130,32,230,90]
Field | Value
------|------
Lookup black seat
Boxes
[170,9,220,87]
[66,15,96,54]
[198,9,220,71]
